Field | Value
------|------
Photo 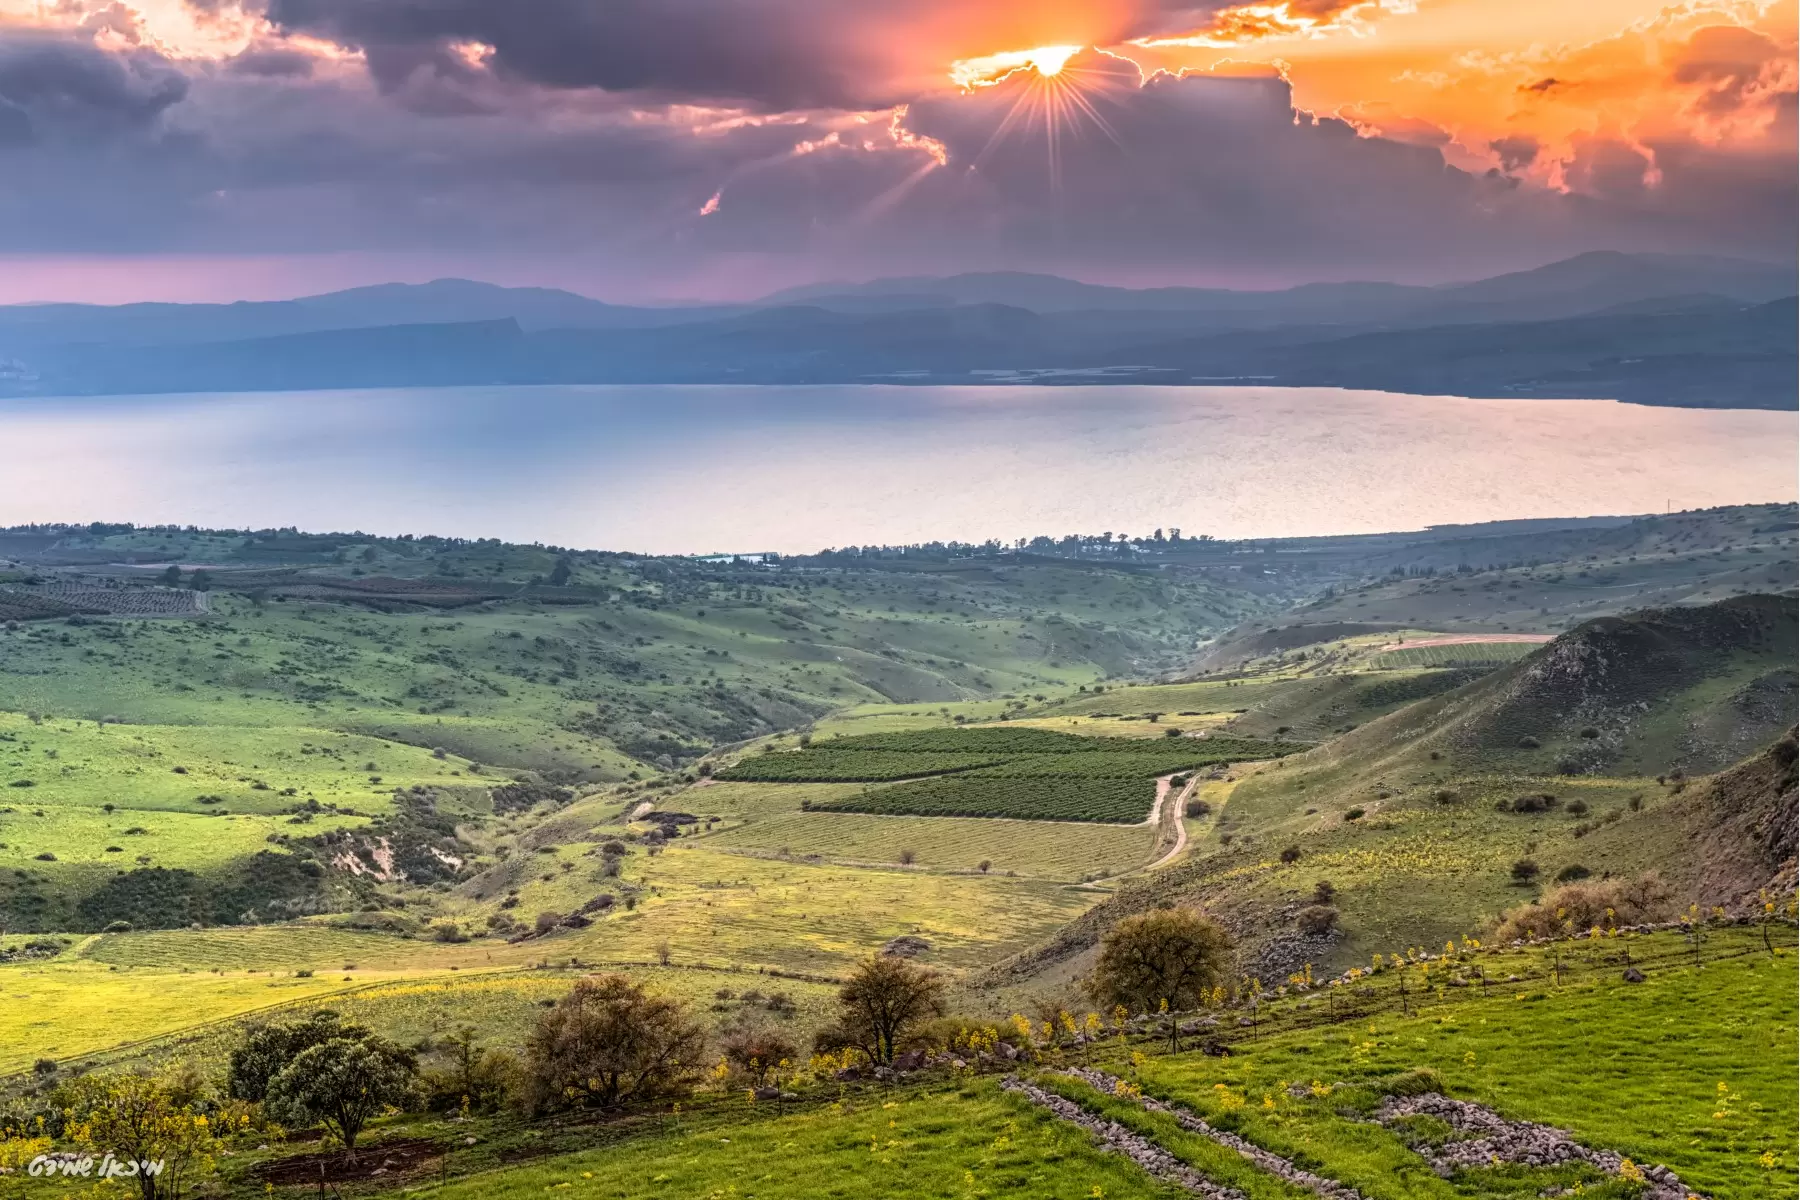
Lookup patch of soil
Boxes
[252,1138,444,1186]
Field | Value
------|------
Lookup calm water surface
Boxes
[0,385,1792,553]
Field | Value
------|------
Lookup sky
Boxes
[0,0,1793,302]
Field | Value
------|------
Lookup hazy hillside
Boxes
[3,252,1791,407]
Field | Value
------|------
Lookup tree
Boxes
[827,953,946,1066]
[1510,858,1541,884]
[521,975,705,1113]
[59,1072,230,1200]
[548,557,573,586]
[1089,908,1233,1051]
[265,1036,417,1153]
[227,1011,370,1101]
[160,565,181,586]
[420,1026,516,1114]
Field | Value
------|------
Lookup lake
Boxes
[0,385,1792,553]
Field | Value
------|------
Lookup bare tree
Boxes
[825,953,946,1066]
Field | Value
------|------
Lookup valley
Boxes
[0,503,1792,1200]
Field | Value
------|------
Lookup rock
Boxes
[893,1050,926,1072]
[1622,967,1646,982]
[833,1067,861,1082]
[882,935,931,958]
[753,1086,782,1101]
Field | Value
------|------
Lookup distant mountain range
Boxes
[1,251,1792,407]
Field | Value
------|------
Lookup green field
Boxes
[727,728,1295,824]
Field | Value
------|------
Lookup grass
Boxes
[704,810,1157,879]
[0,958,362,1074]
[427,1079,1178,1200]
[1132,939,1797,1200]
[5,963,841,1083]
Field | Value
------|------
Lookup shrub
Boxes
[1184,798,1211,818]
[1431,789,1457,805]
[1579,727,1600,739]
[430,920,469,943]
[1493,872,1671,941]
[1279,845,1302,864]
[534,911,562,935]
[522,975,705,1113]
[718,1020,800,1085]
[1517,736,1541,749]
[102,920,133,933]
[1312,880,1336,904]
[897,848,917,866]
[1378,1067,1444,1097]
[1296,905,1339,935]
[1510,859,1541,883]
[977,859,992,873]
[1164,727,1183,737]
[1507,793,1559,814]
[420,1027,517,1114]
[1565,798,1589,815]
[1554,864,1592,883]
[1343,807,1365,821]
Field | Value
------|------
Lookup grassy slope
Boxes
[289,929,1792,1200]
[994,596,1799,980]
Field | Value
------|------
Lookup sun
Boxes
[949,44,1084,89]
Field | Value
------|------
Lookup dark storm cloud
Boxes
[258,0,917,110]
[0,28,187,143]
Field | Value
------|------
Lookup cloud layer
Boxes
[0,0,1790,299]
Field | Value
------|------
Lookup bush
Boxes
[1431,789,1457,805]
[1506,793,1559,814]
[1164,727,1183,737]
[1378,1067,1444,1097]
[522,975,705,1112]
[1184,798,1211,818]
[1312,880,1336,904]
[1517,735,1541,749]
[430,920,469,943]
[1565,798,1589,815]
[1343,807,1365,821]
[1295,904,1339,935]
[420,1028,517,1114]
[102,920,133,933]
[534,911,563,935]
[1493,873,1671,941]
[1553,864,1592,883]
[718,1020,799,1085]
[1279,845,1302,864]
[1510,859,1541,883]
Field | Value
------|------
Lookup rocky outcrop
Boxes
[1000,1077,1245,1199]
[1377,1092,1705,1200]
[1064,1069,1364,1200]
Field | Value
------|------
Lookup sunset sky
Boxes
[0,0,1792,301]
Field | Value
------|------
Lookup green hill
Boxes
[991,595,1798,984]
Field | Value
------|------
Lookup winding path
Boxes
[1143,772,1197,872]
